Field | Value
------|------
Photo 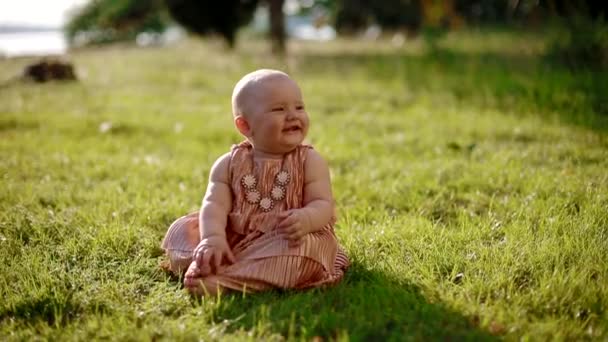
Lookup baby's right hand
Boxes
[192,236,236,275]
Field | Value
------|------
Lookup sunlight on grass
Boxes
[1,30,607,340]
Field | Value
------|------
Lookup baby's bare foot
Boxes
[184,261,218,296]
[184,271,204,295]
[184,261,201,278]
[184,275,222,297]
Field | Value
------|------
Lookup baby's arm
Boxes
[278,149,334,243]
[199,153,232,240]
[191,153,235,275]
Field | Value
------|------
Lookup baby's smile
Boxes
[282,123,302,133]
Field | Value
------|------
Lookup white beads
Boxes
[259,198,273,211]
[245,190,261,204]
[241,170,290,211]
[275,171,290,186]
[271,186,285,200]
[241,174,257,189]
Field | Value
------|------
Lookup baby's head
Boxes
[231,69,309,154]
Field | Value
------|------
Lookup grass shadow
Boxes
[209,263,498,340]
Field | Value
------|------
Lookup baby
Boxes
[161,69,349,296]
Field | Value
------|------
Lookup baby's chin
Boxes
[282,130,305,144]
[269,137,304,154]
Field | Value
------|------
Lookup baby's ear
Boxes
[234,116,251,137]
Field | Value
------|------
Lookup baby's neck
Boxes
[252,149,285,160]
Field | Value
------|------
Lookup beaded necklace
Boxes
[241,153,290,212]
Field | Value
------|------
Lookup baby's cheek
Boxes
[271,120,284,131]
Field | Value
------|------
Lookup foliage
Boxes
[332,0,607,32]
[334,0,422,33]
[65,0,259,48]
[453,0,544,24]
[164,0,259,48]
[65,0,169,45]
[1,30,608,340]
[546,17,608,71]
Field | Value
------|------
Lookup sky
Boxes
[0,0,88,27]
[0,0,311,28]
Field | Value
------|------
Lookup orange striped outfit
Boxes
[161,142,349,292]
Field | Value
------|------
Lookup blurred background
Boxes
[0,0,607,69]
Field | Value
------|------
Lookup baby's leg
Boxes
[161,211,200,275]
[165,251,192,275]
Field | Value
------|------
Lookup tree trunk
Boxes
[267,0,286,55]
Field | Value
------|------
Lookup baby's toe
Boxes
[185,263,200,278]
[184,275,200,289]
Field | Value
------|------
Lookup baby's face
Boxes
[243,75,309,154]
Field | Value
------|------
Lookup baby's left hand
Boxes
[277,209,311,247]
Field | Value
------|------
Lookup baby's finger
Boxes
[288,232,302,241]
[279,222,295,233]
[278,216,297,230]
[201,250,213,268]
[224,248,236,264]
[277,218,290,229]
[212,252,222,270]
[288,238,303,248]
[288,227,304,240]
[193,245,210,262]
[277,210,294,219]
[193,249,204,264]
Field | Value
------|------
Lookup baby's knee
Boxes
[166,252,192,275]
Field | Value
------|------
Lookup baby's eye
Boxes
[271,107,284,112]
[296,105,305,110]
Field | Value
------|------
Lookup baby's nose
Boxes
[286,108,297,119]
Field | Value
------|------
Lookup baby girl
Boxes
[161,69,349,296]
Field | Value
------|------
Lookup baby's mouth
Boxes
[282,125,301,133]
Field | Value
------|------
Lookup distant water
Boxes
[0,30,67,57]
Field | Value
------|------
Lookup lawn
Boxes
[1,29,607,340]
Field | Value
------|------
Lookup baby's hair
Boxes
[231,69,290,118]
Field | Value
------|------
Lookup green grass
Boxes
[1,29,607,340]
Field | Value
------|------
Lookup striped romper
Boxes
[161,141,349,292]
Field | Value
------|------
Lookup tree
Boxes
[540,0,608,69]
[267,0,286,55]
[165,0,288,53]
[164,0,259,48]
[66,0,168,45]
[65,0,295,55]
[334,0,422,34]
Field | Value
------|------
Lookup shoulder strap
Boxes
[228,140,252,184]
